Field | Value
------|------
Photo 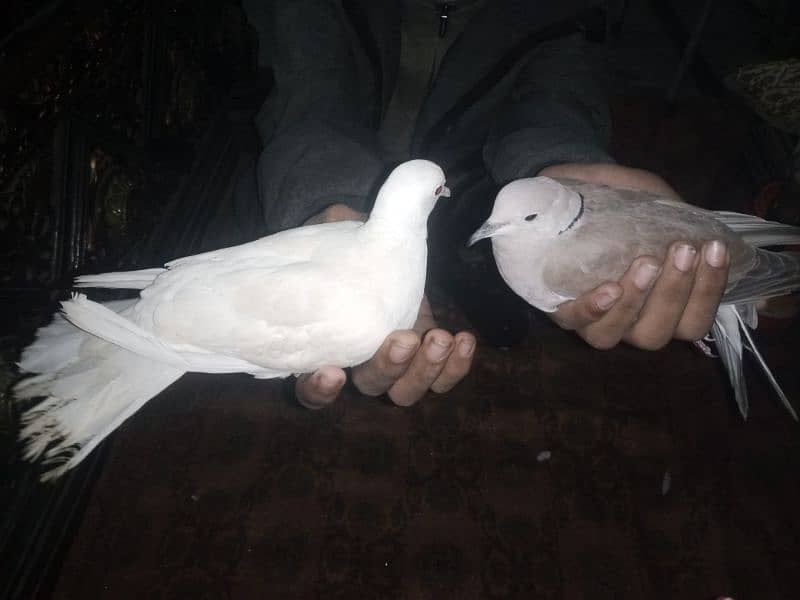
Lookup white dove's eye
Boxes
[525,213,538,222]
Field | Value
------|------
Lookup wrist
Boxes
[537,162,680,200]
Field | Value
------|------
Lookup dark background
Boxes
[1,1,799,598]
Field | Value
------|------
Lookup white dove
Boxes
[14,159,450,481]
[469,176,800,420]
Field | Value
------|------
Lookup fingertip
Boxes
[670,241,699,273]
[296,366,346,409]
[703,239,729,269]
[385,330,420,365]
[317,366,347,392]
[423,329,454,363]
[631,258,662,292]
[454,332,476,359]
[593,283,623,312]
[430,331,476,394]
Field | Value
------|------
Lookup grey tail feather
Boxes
[712,307,748,419]
[734,308,799,421]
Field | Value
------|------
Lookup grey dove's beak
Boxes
[468,220,507,246]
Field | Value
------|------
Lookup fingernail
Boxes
[389,341,415,364]
[634,262,660,291]
[426,336,451,362]
[596,288,622,311]
[705,240,727,268]
[673,243,697,272]
[457,339,475,358]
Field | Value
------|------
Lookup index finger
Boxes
[674,240,729,340]
[551,282,623,331]
[295,366,347,409]
[351,330,421,396]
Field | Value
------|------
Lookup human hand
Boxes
[538,163,730,350]
[295,204,477,408]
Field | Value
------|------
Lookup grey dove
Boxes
[14,159,450,481]
[469,176,800,420]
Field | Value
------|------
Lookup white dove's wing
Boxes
[75,268,167,289]
[165,220,363,268]
[67,222,362,292]
[57,294,268,374]
[145,257,404,374]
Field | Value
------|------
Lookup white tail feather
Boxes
[74,268,166,289]
[14,302,184,481]
[60,294,189,367]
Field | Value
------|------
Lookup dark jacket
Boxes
[247,0,614,231]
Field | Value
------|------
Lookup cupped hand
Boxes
[295,204,477,408]
[551,240,729,350]
[538,163,730,351]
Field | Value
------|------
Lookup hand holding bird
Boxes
[295,203,475,410]
[537,163,730,351]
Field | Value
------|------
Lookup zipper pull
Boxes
[438,3,450,38]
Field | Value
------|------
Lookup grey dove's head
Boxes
[368,159,450,229]
[468,177,584,246]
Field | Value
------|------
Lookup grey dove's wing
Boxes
[714,211,800,248]
[714,211,800,305]
[541,185,755,298]
[722,249,800,306]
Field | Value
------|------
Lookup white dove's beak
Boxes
[468,220,508,246]
[439,185,451,198]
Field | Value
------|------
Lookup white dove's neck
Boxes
[366,201,432,237]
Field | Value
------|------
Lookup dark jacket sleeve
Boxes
[482,32,615,185]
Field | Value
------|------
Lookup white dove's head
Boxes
[369,159,450,229]
[468,177,584,246]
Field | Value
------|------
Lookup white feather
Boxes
[74,268,166,289]
[60,294,190,367]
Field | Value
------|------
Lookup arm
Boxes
[538,162,729,350]
[296,204,476,408]
[482,32,615,184]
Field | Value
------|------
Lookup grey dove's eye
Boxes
[525,213,537,222]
